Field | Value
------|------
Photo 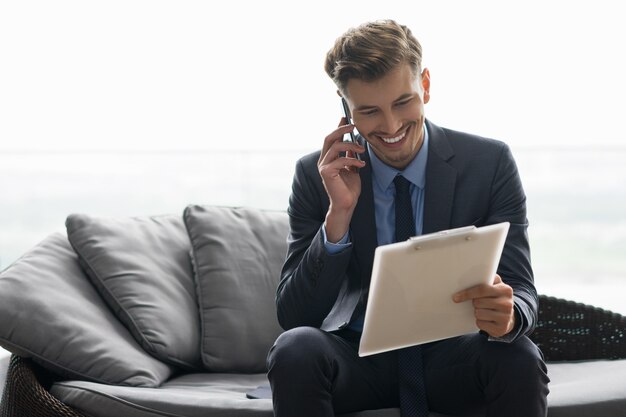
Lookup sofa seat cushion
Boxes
[49,360,626,417]
[51,373,273,417]
[50,373,401,417]
[546,359,626,416]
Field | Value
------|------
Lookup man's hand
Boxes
[452,275,516,338]
[318,118,366,242]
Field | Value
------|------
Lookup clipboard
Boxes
[358,222,510,357]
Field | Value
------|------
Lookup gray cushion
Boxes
[545,359,626,416]
[183,205,288,373]
[51,373,401,417]
[0,233,173,387]
[50,360,626,417]
[66,213,201,370]
[51,374,273,417]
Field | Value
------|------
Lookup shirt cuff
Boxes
[322,225,351,254]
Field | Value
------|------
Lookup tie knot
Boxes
[394,175,411,194]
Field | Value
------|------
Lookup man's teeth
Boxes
[381,132,406,144]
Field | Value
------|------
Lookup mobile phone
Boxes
[341,97,362,161]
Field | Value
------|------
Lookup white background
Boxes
[1,0,624,153]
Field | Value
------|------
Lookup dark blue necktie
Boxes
[394,175,428,417]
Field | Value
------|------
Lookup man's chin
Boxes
[375,151,414,170]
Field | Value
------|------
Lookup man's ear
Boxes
[421,68,431,104]
[336,90,342,97]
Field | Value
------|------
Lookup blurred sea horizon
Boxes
[1,147,625,317]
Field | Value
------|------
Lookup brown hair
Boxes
[325,20,423,95]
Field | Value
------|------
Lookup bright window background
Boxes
[1,0,624,358]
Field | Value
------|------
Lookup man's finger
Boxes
[453,274,504,303]
[319,141,365,168]
[319,123,358,164]
[472,296,513,312]
[476,320,509,338]
[453,284,489,303]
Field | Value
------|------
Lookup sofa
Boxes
[1,205,625,417]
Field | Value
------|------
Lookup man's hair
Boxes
[325,20,423,95]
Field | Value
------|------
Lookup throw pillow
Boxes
[66,213,201,370]
[183,205,288,372]
[0,233,174,386]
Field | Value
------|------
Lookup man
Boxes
[267,20,549,417]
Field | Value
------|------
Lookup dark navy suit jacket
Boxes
[276,119,537,341]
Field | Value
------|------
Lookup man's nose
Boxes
[379,111,402,135]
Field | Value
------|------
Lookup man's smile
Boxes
[374,124,413,147]
[379,130,406,144]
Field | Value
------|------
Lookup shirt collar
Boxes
[368,123,429,191]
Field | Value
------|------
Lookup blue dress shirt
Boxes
[322,125,430,330]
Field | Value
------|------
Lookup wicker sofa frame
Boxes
[2,294,625,417]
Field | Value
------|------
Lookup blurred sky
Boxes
[1,0,624,153]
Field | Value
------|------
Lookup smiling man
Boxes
[267,20,549,417]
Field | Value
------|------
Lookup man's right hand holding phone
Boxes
[318,117,366,243]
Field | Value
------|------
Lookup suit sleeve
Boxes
[488,143,538,340]
[275,157,352,330]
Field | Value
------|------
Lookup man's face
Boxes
[344,64,430,171]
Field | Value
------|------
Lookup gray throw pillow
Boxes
[0,233,174,386]
[184,205,288,372]
[66,213,201,370]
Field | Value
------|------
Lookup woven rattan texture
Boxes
[531,295,626,361]
[0,355,86,417]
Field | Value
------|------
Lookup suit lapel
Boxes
[423,120,457,234]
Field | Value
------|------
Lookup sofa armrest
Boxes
[0,355,86,417]
[531,294,626,362]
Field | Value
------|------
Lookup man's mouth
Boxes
[378,126,409,144]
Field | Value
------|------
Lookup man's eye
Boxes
[396,99,412,107]
[360,109,378,116]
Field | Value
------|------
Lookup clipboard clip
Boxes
[408,225,476,242]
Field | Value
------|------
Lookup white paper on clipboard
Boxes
[358,222,510,357]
